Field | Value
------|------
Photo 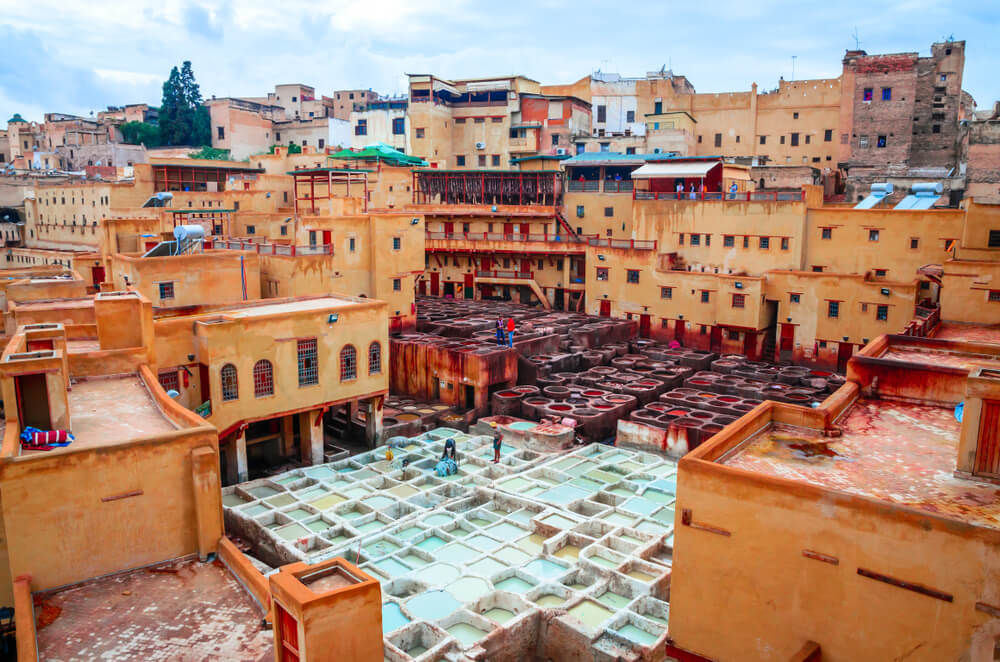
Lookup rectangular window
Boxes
[678,233,684,245]
[392,237,401,250]
[877,135,887,148]
[626,270,640,284]
[576,205,585,218]
[158,282,174,300]
[415,128,425,138]
[732,293,746,308]
[822,228,832,239]
[456,117,466,124]
[297,339,318,386]
[932,125,941,134]
[456,155,466,166]
[743,236,749,249]
[723,235,735,247]
[246,225,255,235]
[759,135,766,145]
[863,88,873,102]
[780,135,786,144]
[714,133,722,147]
[349,237,356,252]
[824,129,833,142]
[661,287,673,299]
[392,118,405,135]
[860,135,869,148]
[700,291,710,303]
[705,234,711,246]
[478,155,486,167]
[597,105,607,122]
[280,225,287,236]
[812,265,824,272]
[805,135,811,144]
[781,237,789,250]
[491,117,502,123]
[790,133,799,147]
[875,269,887,278]
[759,236,770,249]
[690,234,701,246]
[604,207,613,217]
[474,118,485,124]
[876,304,888,320]
[355,119,367,136]
[596,268,608,281]
[393,278,401,291]
[600,143,610,152]
[790,293,801,303]
[989,290,1000,302]
[988,230,1000,248]
[869,229,880,241]
[828,301,840,318]
[881,87,892,101]
[216,126,225,139]
[552,134,560,145]
[626,110,635,123]
[491,155,500,167]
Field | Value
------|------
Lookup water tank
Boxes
[870,183,893,194]
[174,225,206,242]
[911,182,943,194]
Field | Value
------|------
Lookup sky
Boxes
[2,0,999,123]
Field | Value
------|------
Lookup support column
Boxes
[562,258,572,310]
[191,446,223,561]
[365,396,384,448]
[235,429,248,484]
[301,409,324,465]
[281,414,296,458]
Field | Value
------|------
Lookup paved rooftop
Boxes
[36,557,273,662]
[20,375,178,457]
[934,322,1000,345]
[723,399,1000,529]
[223,297,363,319]
[879,346,1000,371]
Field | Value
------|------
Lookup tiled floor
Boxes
[934,322,1000,345]
[36,557,273,662]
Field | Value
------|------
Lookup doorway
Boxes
[465,385,476,410]
[599,300,611,317]
[91,265,105,287]
[463,273,474,299]
[639,314,651,338]
[430,272,440,296]
[15,373,51,431]
[443,281,455,297]
[709,326,723,352]
[973,400,1000,479]
[675,320,686,344]
[836,342,854,373]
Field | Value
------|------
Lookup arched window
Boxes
[340,345,357,381]
[220,364,238,401]
[253,360,274,397]
[368,342,382,375]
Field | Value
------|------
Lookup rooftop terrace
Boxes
[722,398,1000,529]
[35,557,273,661]
[225,432,676,659]
[933,322,1000,345]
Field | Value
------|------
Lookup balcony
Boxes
[476,269,534,280]
[567,180,633,193]
[210,240,334,256]
[587,238,657,251]
[427,231,594,244]
[634,190,805,202]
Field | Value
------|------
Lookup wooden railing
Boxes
[426,232,597,244]
[634,190,806,202]
[476,269,534,280]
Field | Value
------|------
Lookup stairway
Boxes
[554,210,582,242]
[326,406,349,440]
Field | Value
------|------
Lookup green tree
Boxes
[187,146,231,161]
[120,120,161,147]
[159,61,211,146]
[287,142,302,154]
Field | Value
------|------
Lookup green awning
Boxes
[329,143,427,168]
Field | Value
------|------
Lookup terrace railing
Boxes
[634,190,805,202]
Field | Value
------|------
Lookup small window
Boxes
[987,230,1000,248]
[491,117,502,123]
[318,138,325,149]
[793,112,799,120]
[626,270,640,284]
[597,105,607,122]
[625,147,636,155]
[700,291,710,303]
[246,225,256,235]
[735,135,741,143]
[759,236,770,249]
[478,155,486,167]
[661,287,673,299]
[604,207,613,217]
[393,278,401,291]
[552,135,560,146]
[626,110,635,123]
[678,233,685,246]
[158,370,179,392]
[576,205,585,218]
[932,124,941,134]
[349,237,356,252]
[600,143,610,152]
[705,235,711,246]
[876,305,889,321]
[863,88,873,102]
[824,129,833,142]
[859,135,869,148]
[869,229,880,241]
[340,345,357,381]
[743,236,749,249]
[491,155,500,167]
[221,364,238,401]
[415,128,425,139]
[759,135,766,145]
[732,293,746,308]
[456,155,466,167]
[596,268,608,281]
[875,269,887,278]
[790,293,801,303]
[821,228,832,240]
[392,118,405,135]
[253,360,274,397]
[805,135,811,144]
[723,235,735,247]
[158,282,174,300]
[355,120,367,136]
[876,135,887,148]
[392,236,401,250]
[989,291,1000,302]
[714,133,722,147]
[216,126,225,139]
[690,234,701,246]
[812,265,824,273]
[780,135,786,144]
[828,301,840,318]
[781,237,789,251]
[280,225,287,236]
[790,133,799,147]
[297,339,318,386]
[368,342,382,375]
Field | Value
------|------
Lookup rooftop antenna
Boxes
[791,55,797,81]
[852,27,862,51]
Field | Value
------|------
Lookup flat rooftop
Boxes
[21,375,178,457]
[723,399,1000,529]
[219,296,366,319]
[11,298,93,312]
[933,322,1000,345]
[35,557,273,661]
[878,345,1000,372]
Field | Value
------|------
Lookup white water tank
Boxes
[174,225,205,242]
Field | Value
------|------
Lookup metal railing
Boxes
[587,238,657,250]
[568,180,601,192]
[210,240,334,256]
[476,269,534,280]
[426,231,597,244]
[634,190,806,202]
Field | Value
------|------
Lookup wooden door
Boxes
[836,342,853,373]
[709,326,723,352]
[199,364,211,405]
[322,230,332,246]
[675,320,686,344]
[639,314,651,338]
[743,330,757,360]
[463,273,474,299]
[974,400,1000,478]
[443,222,454,235]
[418,279,427,295]
[15,374,51,431]
[780,323,795,351]
[503,222,513,237]
[92,265,105,286]
[430,272,440,296]
[599,300,611,317]
[275,603,300,662]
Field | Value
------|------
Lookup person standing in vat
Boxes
[506,317,516,348]
[491,425,503,463]
[495,317,505,346]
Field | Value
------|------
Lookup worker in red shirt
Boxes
[506,317,515,347]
